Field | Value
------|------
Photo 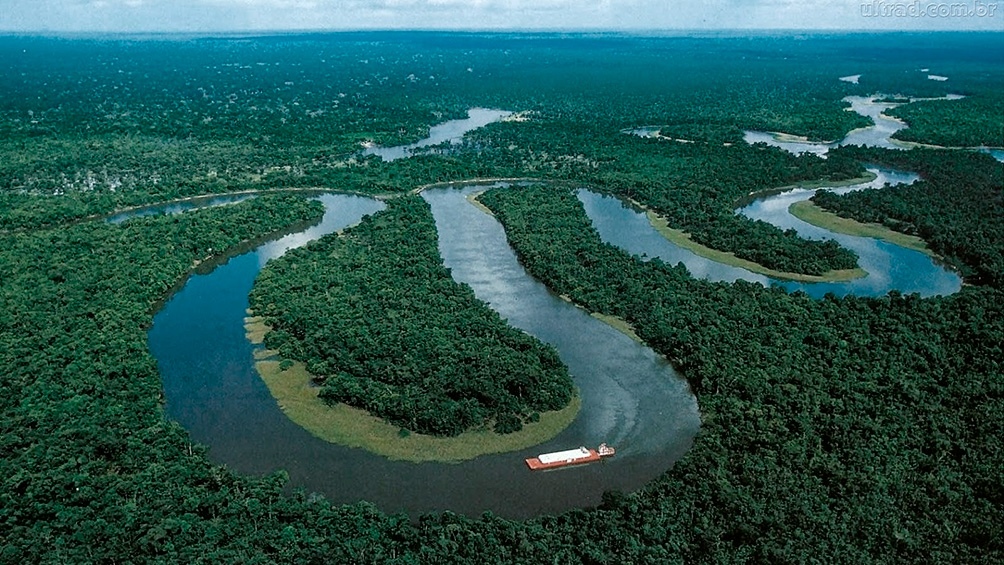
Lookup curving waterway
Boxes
[109,194,255,224]
[148,188,699,519]
[742,94,967,156]
[362,108,512,162]
[620,94,970,296]
[582,167,961,298]
[741,94,1002,164]
[147,94,973,518]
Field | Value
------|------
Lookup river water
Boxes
[741,93,1000,162]
[581,167,961,298]
[362,108,512,161]
[149,188,699,518]
[619,94,967,296]
[147,94,969,518]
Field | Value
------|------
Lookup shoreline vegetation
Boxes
[553,293,644,344]
[589,312,644,343]
[629,172,883,283]
[244,316,581,462]
[644,210,866,282]
[890,138,1004,152]
[244,195,578,444]
[788,200,937,258]
[466,190,495,215]
[735,170,880,208]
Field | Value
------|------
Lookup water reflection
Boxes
[579,168,962,299]
[362,108,512,162]
[151,187,699,518]
[108,194,254,224]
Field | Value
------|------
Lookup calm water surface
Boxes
[741,94,981,156]
[109,194,255,224]
[362,108,512,161]
[150,93,972,518]
[615,92,965,297]
[581,168,961,298]
[150,188,699,518]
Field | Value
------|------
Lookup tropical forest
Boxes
[0,31,1002,563]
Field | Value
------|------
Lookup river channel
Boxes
[581,166,961,298]
[148,187,700,519]
[146,94,968,518]
[621,94,972,296]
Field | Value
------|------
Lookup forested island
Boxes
[249,195,574,439]
[814,145,1004,286]
[1,31,1002,562]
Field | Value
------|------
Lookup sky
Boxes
[0,0,1001,32]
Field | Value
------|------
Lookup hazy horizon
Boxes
[2,0,1001,34]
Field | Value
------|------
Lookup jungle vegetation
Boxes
[888,94,1004,148]
[480,183,1002,563]
[0,32,889,276]
[1,31,1002,563]
[249,195,573,437]
[816,145,1004,286]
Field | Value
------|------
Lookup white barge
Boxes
[525,443,615,471]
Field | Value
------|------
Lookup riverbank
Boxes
[737,171,879,207]
[466,190,495,215]
[643,209,866,283]
[244,316,581,463]
[788,200,937,258]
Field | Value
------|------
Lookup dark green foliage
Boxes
[888,93,1004,148]
[2,32,1003,563]
[0,195,387,563]
[604,142,864,275]
[816,146,1004,286]
[466,115,867,275]
[0,32,886,276]
[481,184,1004,563]
[249,195,573,436]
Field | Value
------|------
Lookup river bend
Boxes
[147,94,970,517]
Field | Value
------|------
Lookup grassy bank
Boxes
[644,211,867,283]
[466,190,495,216]
[789,200,936,257]
[590,312,643,343]
[737,171,879,207]
[553,294,645,344]
[245,316,581,462]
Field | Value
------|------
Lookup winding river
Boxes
[742,94,967,155]
[145,92,974,518]
[621,94,976,296]
[148,188,699,519]
[362,108,513,161]
[582,166,960,298]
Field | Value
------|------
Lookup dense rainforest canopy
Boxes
[1,31,1002,562]
[249,195,573,436]
[480,183,1003,563]
[816,145,1004,286]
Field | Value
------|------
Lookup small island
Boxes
[247,195,578,461]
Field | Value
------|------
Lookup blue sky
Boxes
[1,0,1001,32]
